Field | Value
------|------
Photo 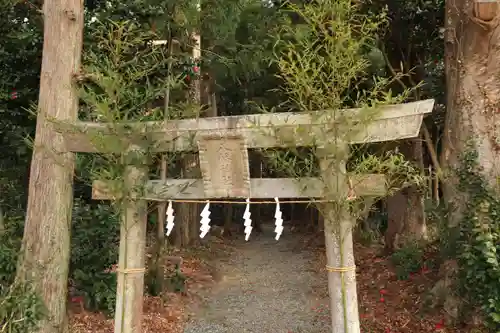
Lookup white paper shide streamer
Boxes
[274,197,283,240]
[242,198,252,241]
[165,200,175,236]
[199,201,211,238]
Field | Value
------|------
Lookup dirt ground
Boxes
[69,240,227,333]
[183,224,329,333]
[69,229,487,333]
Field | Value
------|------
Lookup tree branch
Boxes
[382,48,444,180]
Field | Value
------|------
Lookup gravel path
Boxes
[183,224,331,333]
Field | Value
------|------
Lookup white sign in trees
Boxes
[55,98,433,333]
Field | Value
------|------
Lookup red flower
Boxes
[71,296,84,303]
[435,319,445,330]
[193,66,200,73]
[379,289,388,295]
[379,297,385,303]
[10,91,18,100]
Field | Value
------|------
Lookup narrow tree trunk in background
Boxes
[402,135,426,241]
[385,190,407,252]
[169,158,183,247]
[173,200,183,247]
[153,48,173,291]
[15,1,84,332]
[178,30,202,247]
[156,156,167,243]
[385,137,426,252]
[156,38,174,252]
[249,151,263,232]
[224,204,233,235]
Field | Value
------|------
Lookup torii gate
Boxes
[55,98,433,333]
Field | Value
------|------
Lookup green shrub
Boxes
[453,150,500,329]
[0,282,46,333]
[0,214,24,286]
[0,244,17,286]
[0,215,45,333]
[390,241,424,280]
[430,148,500,329]
[70,198,119,314]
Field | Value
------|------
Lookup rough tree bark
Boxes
[151,36,175,294]
[15,1,84,332]
[385,138,427,252]
[249,150,263,233]
[178,33,203,247]
[442,0,500,218]
[435,0,500,322]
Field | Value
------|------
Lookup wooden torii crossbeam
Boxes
[55,99,433,333]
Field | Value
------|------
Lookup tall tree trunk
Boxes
[385,137,427,252]
[249,150,263,233]
[408,135,426,233]
[442,0,500,218]
[178,29,202,247]
[151,35,174,294]
[182,154,200,245]
[434,1,500,323]
[15,1,84,332]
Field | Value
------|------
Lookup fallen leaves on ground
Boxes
[70,294,185,333]
[69,244,223,333]
[310,243,487,333]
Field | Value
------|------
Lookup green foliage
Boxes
[367,0,445,100]
[356,227,380,246]
[72,19,190,210]
[351,152,425,194]
[0,196,119,317]
[0,214,44,333]
[167,265,187,293]
[425,199,457,259]
[78,20,179,122]
[214,2,288,115]
[429,147,500,328]
[264,3,425,330]
[0,214,25,286]
[390,241,424,280]
[146,263,186,296]
[70,199,119,313]
[0,243,17,287]
[273,0,400,112]
[0,1,43,211]
[264,0,416,191]
[452,149,500,329]
[0,283,46,333]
